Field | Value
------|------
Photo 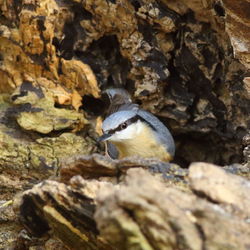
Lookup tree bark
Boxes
[0,0,249,249]
[18,157,250,250]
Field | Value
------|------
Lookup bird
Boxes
[98,88,175,162]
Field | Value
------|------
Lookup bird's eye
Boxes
[121,122,127,129]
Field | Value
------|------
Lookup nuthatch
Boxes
[98,89,175,162]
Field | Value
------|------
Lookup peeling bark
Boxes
[0,0,249,167]
[18,160,250,250]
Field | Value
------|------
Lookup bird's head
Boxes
[98,110,144,143]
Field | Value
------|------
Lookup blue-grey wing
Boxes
[106,142,119,159]
[137,109,175,157]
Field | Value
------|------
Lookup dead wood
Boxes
[17,157,250,250]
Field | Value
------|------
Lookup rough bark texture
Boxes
[0,0,249,166]
[17,158,250,250]
[0,0,250,249]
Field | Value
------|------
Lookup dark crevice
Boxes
[193,222,206,250]
[168,221,193,249]
[130,0,141,11]
[213,2,225,17]
[19,195,50,237]
[58,21,77,60]
[153,1,181,24]
[12,0,22,25]
[75,35,131,88]
[192,190,220,204]
[81,95,108,116]
[53,2,92,60]
[121,207,156,249]
[107,0,116,3]
[45,191,98,234]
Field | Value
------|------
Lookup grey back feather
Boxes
[137,109,175,157]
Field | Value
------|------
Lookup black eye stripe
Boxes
[106,115,156,135]
[106,116,137,135]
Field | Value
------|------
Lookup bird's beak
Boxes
[97,133,111,142]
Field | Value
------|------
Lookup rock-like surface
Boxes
[189,162,250,218]
[18,160,250,250]
[0,0,249,166]
[243,132,250,168]
[11,81,87,134]
[60,153,187,183]
[223,0,250,69]
[0,92,96,249]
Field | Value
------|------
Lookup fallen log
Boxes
[18,156,250,250]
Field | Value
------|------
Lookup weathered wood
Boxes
[0,0,249,248]
[18,159,250,250]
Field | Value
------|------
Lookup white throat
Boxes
[109,120,144,142]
